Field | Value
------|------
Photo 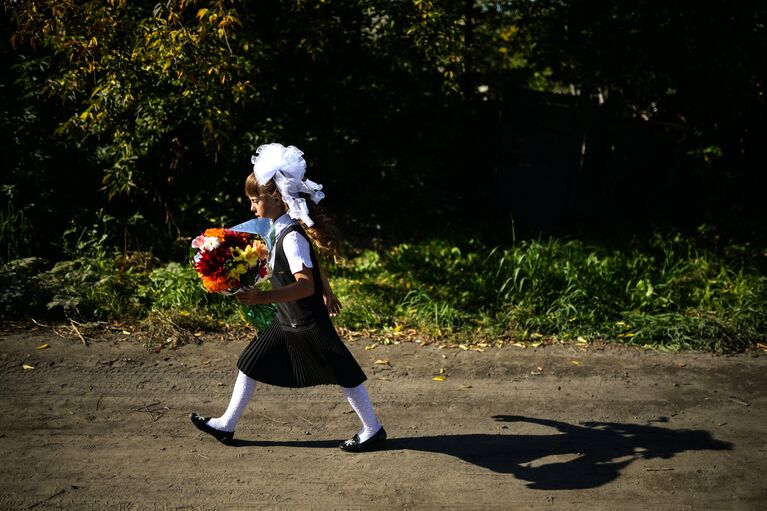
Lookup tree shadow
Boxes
[230,415,732,490]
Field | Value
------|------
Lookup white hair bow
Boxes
[251,143,325,227]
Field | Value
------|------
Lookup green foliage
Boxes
[0,257,51,320]
[43,255,143,320]
[0,215,237,324]
[2,230,763,352]
[144,262,207,311]
[330,234,767,352]
[6,0,254,197]
[330,251,398,330]
[32,214,147,320]
[141,261,239,320]
[0,194,36,263]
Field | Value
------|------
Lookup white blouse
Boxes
[270,213,313,274]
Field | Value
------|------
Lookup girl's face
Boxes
[249,193,284,220]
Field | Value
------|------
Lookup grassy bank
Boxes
[1,233,765,352]
[331,235,766,352]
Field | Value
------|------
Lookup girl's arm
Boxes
[234,267,314,305]
[318,263,342,317]
[235,264,341,317]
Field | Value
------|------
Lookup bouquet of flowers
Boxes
[191,228,276,329]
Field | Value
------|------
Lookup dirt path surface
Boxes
[1,328,765,510]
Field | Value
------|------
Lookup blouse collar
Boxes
[272,213,295,238]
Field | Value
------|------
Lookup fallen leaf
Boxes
[432,375,446,381]
[364,343,377,351]
[529,341,542,348]
[510,342,526,349]
[459,345,469,351]
[531,332,543,338]
[576,336,588,344]
[121,330,131,335]
[36,344,50,350]
[374,359,390,366]
[22,363,35,370]
[571,360,581,365]
[757,342,767,352]
[459,384,472,389]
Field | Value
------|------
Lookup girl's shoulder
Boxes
[279,226,312,253]
[280,223,309,242]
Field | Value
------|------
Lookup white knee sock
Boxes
[206,371,256,432]
[342,384,381,442]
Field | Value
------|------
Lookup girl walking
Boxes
[190,143,386,452]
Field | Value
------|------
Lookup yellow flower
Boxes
[239,242,265,267]
[228,263,248,279]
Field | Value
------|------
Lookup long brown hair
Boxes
[244,173,341,260]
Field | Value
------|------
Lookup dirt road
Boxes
[1,328,765,510]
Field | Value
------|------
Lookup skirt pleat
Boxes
[236,318,367,388]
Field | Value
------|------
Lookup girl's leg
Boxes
[342,384,382,442]
[206,370,257,432]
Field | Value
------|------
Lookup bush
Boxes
[0,198,36,264]
[330,235,767,352]
[0,257,51,320]
[2,230,764,353]
[140,261,240,322]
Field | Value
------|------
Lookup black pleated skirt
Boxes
[236,317,367,388]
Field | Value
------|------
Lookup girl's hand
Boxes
[324,291,342,317]
[234,288,267,305]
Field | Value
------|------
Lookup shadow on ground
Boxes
[227,415,732,490]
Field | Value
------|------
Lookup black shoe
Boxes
[190,413,235,445]
[339,426,387,452]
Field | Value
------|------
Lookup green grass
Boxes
[0,198,36,263]
[330,234,766,352]
[2,231,764,353]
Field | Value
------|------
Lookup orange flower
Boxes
[203,228,226,239]
[254,240,268,259]
[202,275,231,293]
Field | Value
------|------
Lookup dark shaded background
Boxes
[1,1,765,262]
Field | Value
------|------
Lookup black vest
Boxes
[270,224,327,326]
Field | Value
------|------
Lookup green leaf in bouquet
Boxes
[240,303,277,331]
